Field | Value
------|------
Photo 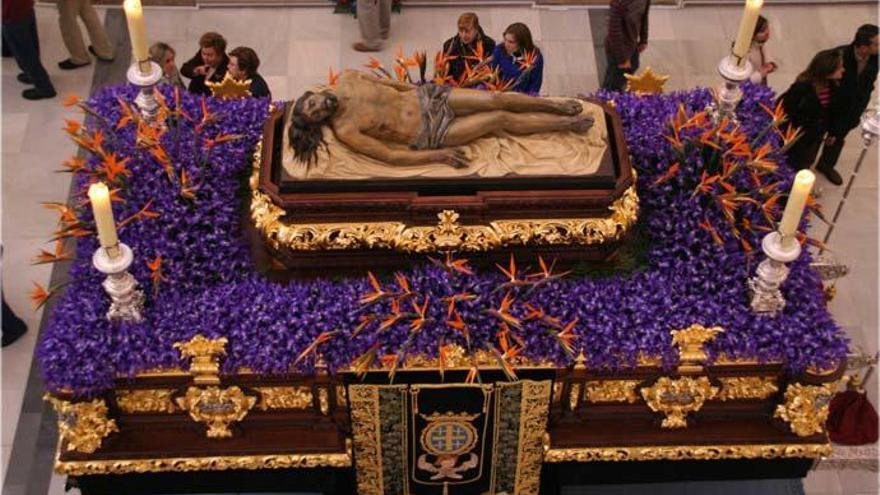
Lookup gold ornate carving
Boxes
[250,170,639,254]
[515,380,552,495]
[774,383,835,437]
[717,377,778,401]
[347,343,555,372]
[568,383,581,411]
[544,443,832,463]
[174,335,228,385]
[625,67,671,95]
[640,376,719,428]
[116,389,178,414]
[254,386,313,411]
[175,386,257,438]
[318,387,330,415]
[207,72,252,99]
[45,395,118,454]
[336,385,348,407]
[349,385,385,495]
[55,448,352,475]
[671,324,723,374]
[584,380,641,403]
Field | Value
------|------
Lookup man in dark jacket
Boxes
[602,0,650,92]
[180,32,229,96]
[816,24,878,185]
[2,0,56,100]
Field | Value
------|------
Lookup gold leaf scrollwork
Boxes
[175,386,257,439]
[349,385,384,495]
[249,155,639,254]
[45,395,118,454]
[671,324,724,374]
[640,376,718,429]
[716,377,779,401]
[174,335,228,385]
[55,450,352,476]
[543,443,832,463]
[515,380,552,495]
[254,386,313,411]
[585,380,642,403]
[774,383,835,437]
[116,389,178,414]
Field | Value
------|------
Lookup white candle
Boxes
[778,170,815,247]
[88,183,120,256]
[123,0,149,71]
[731,0,763,62]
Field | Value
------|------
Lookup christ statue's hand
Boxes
[435,148,469,169]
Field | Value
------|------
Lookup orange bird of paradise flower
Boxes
[146,255,167,293]
[29,282,55,310]
[292,330,339,368]
[486,292,521,329]
[328,67,339,87]
[32,241,73,265]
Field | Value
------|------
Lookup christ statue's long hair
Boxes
[289,91,327,166]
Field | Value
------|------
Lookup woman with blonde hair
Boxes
[441,12,495,82]
[149,42,185,89]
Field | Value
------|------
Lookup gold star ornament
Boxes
[207,72,252,99]
[625,67,671,95]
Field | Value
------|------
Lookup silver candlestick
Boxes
[92,243,145,323]
[709,54,753,123]
[748,231,801,316]
[127,61,163,122]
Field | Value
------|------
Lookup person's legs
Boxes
[58,0,91,65]
[443,110,593,146]
[816,137,846,169]
[3,15,56,96]
[378,0,391,40]
[355,0,383,51]
[78,0,114,60]
[602,49,627,91]
[448,88,581,116]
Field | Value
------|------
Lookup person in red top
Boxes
[2,0,56,99]
[779,49,845,171]
[602,0,650,92]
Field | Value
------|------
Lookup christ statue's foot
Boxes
[554,99,583,116]
[569,116,594,133]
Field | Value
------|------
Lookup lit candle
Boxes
[123,0,150,73]
[778,170,815,248]
[88,182,120,257]
[731,0,764,63]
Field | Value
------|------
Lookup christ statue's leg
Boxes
[443,110,593,147]
[447,88,582,116]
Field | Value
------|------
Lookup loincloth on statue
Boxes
[281,93,609,181]
[410,83,455,151]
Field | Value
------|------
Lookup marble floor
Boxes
[1,2,878,494]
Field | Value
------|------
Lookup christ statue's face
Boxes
[300,91,339,124]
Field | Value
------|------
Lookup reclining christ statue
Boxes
[284,70,610,180]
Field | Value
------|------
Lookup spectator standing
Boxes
[353,0,391,52]
[748,16,778,86]
[56,0,115,69]
[779,49,845,171]
[602,0,650,91]
[228,46,271,99]
[489,22,543,95]
[442,12,495,82]
[814,24,879,185]
[149,42,185,89]
[181,32,229,96]
[2,0,56,100]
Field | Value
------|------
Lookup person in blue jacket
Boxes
[489,22,543,95]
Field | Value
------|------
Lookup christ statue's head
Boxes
[289,90,339,165]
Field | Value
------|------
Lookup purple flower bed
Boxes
[38,83,847,397]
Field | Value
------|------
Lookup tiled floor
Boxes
[1,2,878,494]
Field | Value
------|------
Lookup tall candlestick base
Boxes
[127,61,163,122]
[748,231,801,317]
[708,55,753,124]
[92,243,145,323]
